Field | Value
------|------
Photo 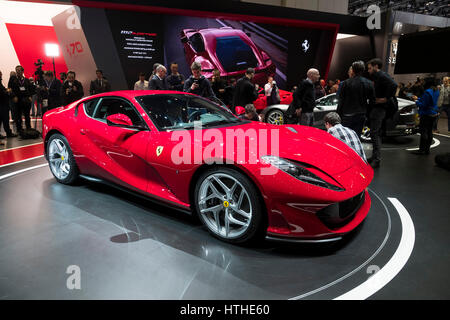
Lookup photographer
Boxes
[9,65,35,133]
[40,71,62,113]
[183,62,215,99]
[62,71,84,105]
[59,72,67,83]
[29,77,39,117]
[32,59,45,117]
[264,76,280,106]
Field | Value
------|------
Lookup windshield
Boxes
[317,94,338,106]
[136,94,243,131]
[215,36,259,72]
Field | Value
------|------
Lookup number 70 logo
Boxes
[66,41,84,57]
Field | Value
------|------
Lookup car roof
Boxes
[196,27,245,37]
[81,90,196,101]
[196,28,249,43]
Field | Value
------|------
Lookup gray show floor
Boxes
[0,134,449,299]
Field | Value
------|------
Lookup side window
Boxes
[93,98,143,126]
[83,99,98,117]
[189,33,205,52]
[318,95,336,106]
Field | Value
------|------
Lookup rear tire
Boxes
[193,167,265,244]
[266,109,285,125]
[47,133,79,185]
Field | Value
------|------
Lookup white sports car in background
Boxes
[261,93,419,139]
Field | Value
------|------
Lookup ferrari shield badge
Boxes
[156,146,164,157]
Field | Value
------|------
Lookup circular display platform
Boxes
[0,161,403,299]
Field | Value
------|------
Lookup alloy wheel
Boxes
[48,138,71,180]
[197,173,253,239]
[267,110,284,125]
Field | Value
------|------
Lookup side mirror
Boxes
[181,37,189,44]
[107,114,147,130]
[107,113,133,127]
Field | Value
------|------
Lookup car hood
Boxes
[197,122,366,176]
[262,123,363,175]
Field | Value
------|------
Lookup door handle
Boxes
[80,129,86,135]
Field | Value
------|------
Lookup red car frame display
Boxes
[181,27,276,85]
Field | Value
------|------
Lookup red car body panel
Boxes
[42,90,373,240]
[181,27,276,85]
[253,89,293,111]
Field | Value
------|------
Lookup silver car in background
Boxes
[261,93,419,139]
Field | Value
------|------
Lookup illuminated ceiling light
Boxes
[45,43,59,57]
[336,33,357,40]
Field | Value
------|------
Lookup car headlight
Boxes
[261,156,344,191]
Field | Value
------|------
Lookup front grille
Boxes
[316,191,365,230]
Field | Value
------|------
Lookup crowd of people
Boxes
[285,59,448,167]
[0,59,448,167]
[0,65,117,145]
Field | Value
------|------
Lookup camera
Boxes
[34,59,44,67]
[34,59,45,84]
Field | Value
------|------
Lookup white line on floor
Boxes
[406,137,440,151]
[0,155,45,168]
[0,163,48,181]
[334,197,415,300]
[289,189,391,300]
[433,133,450,138]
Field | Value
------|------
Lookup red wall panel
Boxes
[5,23,68,78]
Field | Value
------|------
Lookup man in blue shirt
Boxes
[412,77,440,155]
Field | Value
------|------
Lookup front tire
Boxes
[194,167,265,244]
[47,133,79,185]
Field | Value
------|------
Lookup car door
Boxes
[77,96,150,193]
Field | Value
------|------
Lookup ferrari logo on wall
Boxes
[156,146,164,157]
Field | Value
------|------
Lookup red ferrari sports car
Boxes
[180,27,276,85]
[42,90,373,244]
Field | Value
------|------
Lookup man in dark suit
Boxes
[149,65,168,90]
[0,71,17,140]
[41,71,62,112]
[62,71,84,105]
[166,62,185,91]
[9,65,35,133]
[367,58,398,168]
[286,68,320,126]
[89,70,111,95]
[337,60,375,136]
[232,68,259,114]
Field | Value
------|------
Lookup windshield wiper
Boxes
[202,119,241,127]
